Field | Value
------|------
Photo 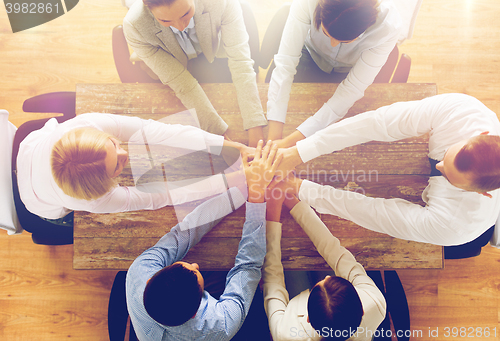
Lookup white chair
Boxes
[5,92,76,245]
[0,109,22,235]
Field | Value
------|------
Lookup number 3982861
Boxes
[5,2,60,14]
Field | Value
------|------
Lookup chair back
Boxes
[258,3,291,70]
[108,271,138,341]
[10,92,77,245]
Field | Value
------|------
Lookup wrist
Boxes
[248,126,264,147]
[287,146,303,168]
[283,130,306,147]
[268,121,284,140]
[248,190,265,203]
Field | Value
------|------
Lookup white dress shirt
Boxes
[263,201,386,341]
[170,18,202,60]
[296,93,500,246]
[17,113,226,219]
[267,0,402,137]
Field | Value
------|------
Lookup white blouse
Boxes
[267,0,402,137]
[17,113,225,219]
[296,93,500,246]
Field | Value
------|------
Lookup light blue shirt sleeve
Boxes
[213,201,267,338]
[126,188,246,341]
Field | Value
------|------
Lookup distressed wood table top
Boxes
[74,83,442,270]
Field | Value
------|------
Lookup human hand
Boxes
[269,146,303,188]
[243,140,283,203]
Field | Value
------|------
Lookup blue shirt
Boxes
[126,188,267,340]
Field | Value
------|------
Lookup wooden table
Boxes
[73,83,442,270]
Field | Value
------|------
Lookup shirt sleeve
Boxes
[77,113,224,151]
[261,221,290,340]
[123,16,228,135]
[130,188,245,273]
[215,201,267,338]
[266,0,311,124]
[297,37,398,137]
[220,0,267,130]
[296,94,447,163]
[289,201,386,329]
[298,179,496,246]
[71,113,226,214]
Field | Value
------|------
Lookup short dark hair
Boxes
[454,134,500,192]
[314,0,379,41]
[143,262,203,326]
[307,276,363,341]
[143,0,178,9]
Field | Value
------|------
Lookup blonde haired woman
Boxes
[51,127,128,201]
[17,113,247,221]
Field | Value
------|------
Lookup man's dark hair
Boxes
[314,0,379,41]
[454,134,500,192]
[143,262,203,326]
[307,276,363,341]
[143,0,178,9]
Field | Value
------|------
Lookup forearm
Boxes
[266,0,311,125]
[298,180,453,245]
[124,22,228,135]
[218,202,266,332]
[135,190,241,268]
[262,221,289,336]
[220,0,267,132]
[247,126,264,148]
[295,97,440,163]
[297,40,398,137]
[290,201,363,277]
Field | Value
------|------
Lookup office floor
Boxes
[0,0,499,340]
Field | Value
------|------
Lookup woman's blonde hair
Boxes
[51,127,117,200]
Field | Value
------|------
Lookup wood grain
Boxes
[73,83,440,271]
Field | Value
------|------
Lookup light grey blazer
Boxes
[123,0,267,135]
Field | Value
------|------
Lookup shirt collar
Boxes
[170,17,195,34]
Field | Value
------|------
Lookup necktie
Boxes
[180,30,197,60]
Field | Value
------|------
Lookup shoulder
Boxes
[355,286,386,335]
[359,0,401,43]
[430,93,498,122]
[124,0,156,31]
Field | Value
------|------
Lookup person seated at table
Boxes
[273,93,500,253]
[16,112,253,224]
[123,0,267,145]
[126,140,281,340]
[266,0,402,145]
[262,181,386,341]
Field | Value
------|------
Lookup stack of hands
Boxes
[235,140,304,222]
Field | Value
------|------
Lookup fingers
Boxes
[253,139,264,161]
[242,153,250,168]
[260,140,272,161]
[266,142,279,168]
[270,151,284,175]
